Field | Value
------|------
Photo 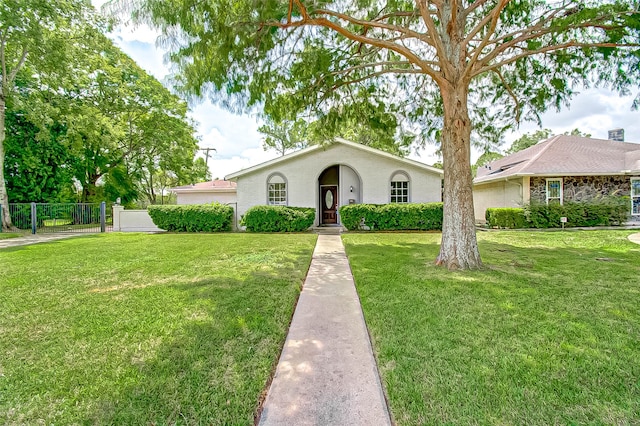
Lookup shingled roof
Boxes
[172,180,237,192]
[475,135,640,184]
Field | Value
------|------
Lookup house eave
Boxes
[474,171,640,185]
[171,188,237,193]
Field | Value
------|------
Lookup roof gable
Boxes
[225,138,443,179]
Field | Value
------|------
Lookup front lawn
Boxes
[0,233,316,425]
[343,231,640,425]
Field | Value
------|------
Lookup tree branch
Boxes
[476,11,634,71]
[331,61,414,76]
[267,5,443,84]
[476,41,637,76]
[463,0,508,47]
[330,68,423,91]
[492,68,521,122]
[315,8,432,46]
[416,0,447,61]
[8,47,28,85]
[463,0,491,17]
[0,29,7,86]
[464,0,510,78]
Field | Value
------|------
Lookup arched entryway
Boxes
[318,164,361,225]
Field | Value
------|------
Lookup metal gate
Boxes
[1,202,112,234]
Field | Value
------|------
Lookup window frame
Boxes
[631,177,640,216]
[546,178,563,205]
[390,171,410,204]
[266,173,288,206]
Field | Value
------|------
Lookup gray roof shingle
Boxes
[475,135,640,184]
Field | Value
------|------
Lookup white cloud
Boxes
[505,89,639,144]
[111,23,161,45]
[207,148,279,180]
[189,100,263,159]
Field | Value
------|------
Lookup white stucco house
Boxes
[172,180,237,205]
[225,138,443,227]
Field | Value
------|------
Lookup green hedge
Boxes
[485,208,528,229]
[240,205,315,232]
[526,197,629,228]
[339,203,443,231]
[148,203,234,232]
[486,197,629,228]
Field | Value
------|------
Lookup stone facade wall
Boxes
[530,175,631,203]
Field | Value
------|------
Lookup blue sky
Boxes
[93,1,640,179]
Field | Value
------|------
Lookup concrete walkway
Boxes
[259,235,391,426]
[0,233,84,249]
[628,232,640,245]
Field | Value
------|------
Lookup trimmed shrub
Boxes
[485,197,630,229]
[148,203,233,232]
[240,205,315,232]
[485,208,529,229]
[526,197,629,228]
[339,203,443,231]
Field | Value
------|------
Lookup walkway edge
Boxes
[258,234,391,426]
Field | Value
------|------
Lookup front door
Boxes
[321,186,338,224]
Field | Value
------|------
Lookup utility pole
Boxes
[199,147,217,170]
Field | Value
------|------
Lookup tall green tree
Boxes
[4,107,75,202]
[134,0,639,269]
[472,150,503,177]
[260,100,413,156]
[54,33,204,203]
[0,0,94,229]
[260,118,309,156]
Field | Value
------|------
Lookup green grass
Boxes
[0,233,317,425]
[343,231,640,425]
[0,233,21,240]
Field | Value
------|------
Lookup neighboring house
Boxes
[473,135,640,222]
[225,138,443,227]
[172,180,237,205]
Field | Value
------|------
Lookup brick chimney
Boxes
[608,128,624,142]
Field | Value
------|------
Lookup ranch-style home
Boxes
[225,138,443,227]
[473,135,640,222]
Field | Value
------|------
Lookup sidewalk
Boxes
[0,233,83,249]
[258,235,391,426]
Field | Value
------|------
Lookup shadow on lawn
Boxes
[344,236,640,424]
[88,271,299,426]
[345,236,640,286]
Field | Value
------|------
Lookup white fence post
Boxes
[112,205,125,232]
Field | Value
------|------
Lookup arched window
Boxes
[390,171,410,203]
[267,173,287,205]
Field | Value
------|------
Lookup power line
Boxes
[199,147,217,169]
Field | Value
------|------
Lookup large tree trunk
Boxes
[436,82,482,270]
[0,91,14,230]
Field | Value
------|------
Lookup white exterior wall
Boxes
[176,191,237,205]
[473,178,524,222]
[112,206,162,232]
[235,143,442,225]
